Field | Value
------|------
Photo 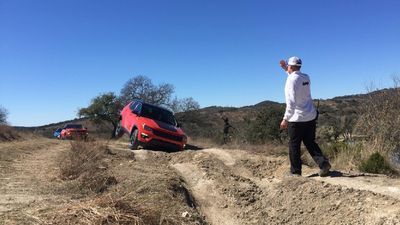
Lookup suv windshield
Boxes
[64,124,83,129]
[141,104,177,126]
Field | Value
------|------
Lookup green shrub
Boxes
[359,152,395,174]
[246,106,285,144]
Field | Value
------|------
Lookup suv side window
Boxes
[130,101,142,114]
[130,101,139,111]
[135,103,142,114]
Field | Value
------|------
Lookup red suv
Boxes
[60,124,88,140]
[115,100,187,151]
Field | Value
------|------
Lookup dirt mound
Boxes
[172,148,400,225]
[266,178,399,224]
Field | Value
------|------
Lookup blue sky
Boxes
[1,0,399,126]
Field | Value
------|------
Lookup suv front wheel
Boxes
[130,129,139,150]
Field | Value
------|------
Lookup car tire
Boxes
[130,129,139,150]
[115,120,124,139]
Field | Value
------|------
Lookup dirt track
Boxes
[0,139,70,224]
[1,139,400,224]
[168,148,400,225]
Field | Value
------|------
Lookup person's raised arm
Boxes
[279,60,288,72]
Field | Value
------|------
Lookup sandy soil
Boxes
[1,139,400,224]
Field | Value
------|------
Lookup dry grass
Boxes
[60,141,117,193]
[49,197,144,225]
[322,142,363,171]
[0,138,54,176]
[52,140,206,225]
[0,124,21,142]
[354,79,400,173]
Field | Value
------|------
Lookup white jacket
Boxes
[284,71,317,122]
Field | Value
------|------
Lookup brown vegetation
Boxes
[2,137,400,224]
[355,79,400,173]
[0,125,21,142]
[53,140,206,225]
[60,141,117,193]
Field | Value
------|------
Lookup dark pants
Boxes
[288,119,329,175]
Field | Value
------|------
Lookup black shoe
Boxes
[319,163,331,177]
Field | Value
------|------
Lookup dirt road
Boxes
[1,139,400,224]
[0,139,71,224]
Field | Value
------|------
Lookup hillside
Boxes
[174,94,364,144]
[15,91,373,143]
[14,118,113,139]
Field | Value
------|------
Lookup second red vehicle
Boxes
[60,124,88,140]
[115,100,187,151]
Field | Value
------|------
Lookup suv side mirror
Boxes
[177,122,182,128]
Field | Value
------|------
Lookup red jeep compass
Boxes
[60,124,88,140]
[115,100,187,151]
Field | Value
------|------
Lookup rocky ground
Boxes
[1,138,400,224]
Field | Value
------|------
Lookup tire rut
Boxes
[172,150,270,225]
[172,148,400,225]
[0,140,69,224]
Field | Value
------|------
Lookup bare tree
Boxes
[0,106,7,124]
[356,76,400,158]
[170,97,200,113]
[120,75,174,106]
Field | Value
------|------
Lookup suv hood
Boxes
[145,119,184,134]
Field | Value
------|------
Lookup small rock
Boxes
[181,211,190,218]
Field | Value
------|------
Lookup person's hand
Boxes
[280,119,288,130]
[279,60,287,71]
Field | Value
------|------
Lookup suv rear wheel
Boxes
[114,120,124,139]
[130,129,139,150]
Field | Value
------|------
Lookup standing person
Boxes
[279,56,331,177]
[222,116,233,144]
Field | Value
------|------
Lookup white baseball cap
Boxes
[287,56,302,66]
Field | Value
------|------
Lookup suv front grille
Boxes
[153,129,183,142]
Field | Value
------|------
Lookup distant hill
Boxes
[16,88,395,141]
[14,118,112,139]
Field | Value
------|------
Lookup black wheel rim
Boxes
[131,130,138,146]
